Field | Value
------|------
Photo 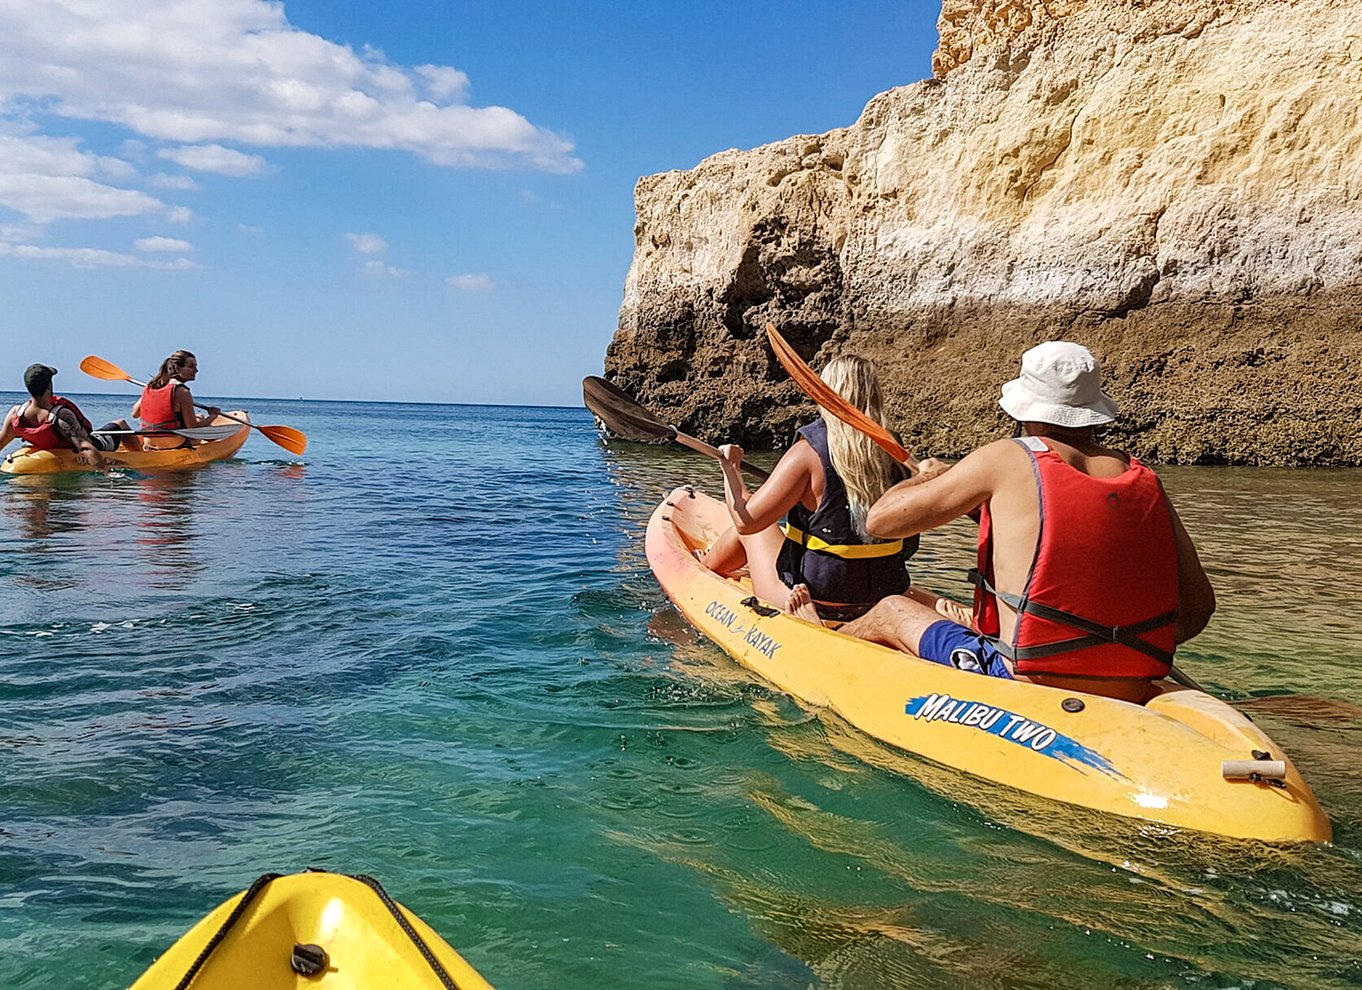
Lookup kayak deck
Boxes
[131,871,492,989]
[646,486,1331,843]
[1,412,251,475]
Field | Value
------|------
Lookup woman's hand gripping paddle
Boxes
[80,355,308,455]
[582,376,770,482]
[764,323,919,472]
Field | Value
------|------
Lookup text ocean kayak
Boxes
[131,871,493,989]
[1,412,251,475]
[646,487,1331,843]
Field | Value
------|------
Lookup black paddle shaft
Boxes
[582,376,770,482]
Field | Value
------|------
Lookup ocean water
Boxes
[1,393,1359,989]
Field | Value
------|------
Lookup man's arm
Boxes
[53,407,106,470]
[1169,503,1216,644]
[0,406,17,451]
[865,441,1013,539]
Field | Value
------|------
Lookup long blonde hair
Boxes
[819,354,898,541]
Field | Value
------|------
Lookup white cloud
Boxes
[363,259,408,277]
[135,236,191,252]
[416,65,469,102]
[159,144,269,176]
[150,173,199,190]
[166,206,194,224]
[445,272,494,292]
[0,220,42,241]
[0,0,580,172]
[0,173,164,224]
[238,223,264,233]
[346,232,386,254]
[0,242,198,270]
[0,133,166,222]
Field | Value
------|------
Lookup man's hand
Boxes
[76,443,108,473]
[915,456,952,480]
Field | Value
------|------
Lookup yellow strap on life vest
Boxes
[782,523,905,560]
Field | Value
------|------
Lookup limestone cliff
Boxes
[605,0,1362,465]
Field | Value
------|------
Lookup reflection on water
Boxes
[3,475,93,542]
[133,471,205,586]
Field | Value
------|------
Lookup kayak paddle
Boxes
[94,424,248,442]
[582,375,770,482]
[764,323,920,471]
[80,355,307,455]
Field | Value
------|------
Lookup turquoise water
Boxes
[1,394,1360,989]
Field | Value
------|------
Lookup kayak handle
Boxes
[1222,759,1287,782]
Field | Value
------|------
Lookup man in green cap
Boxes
[0,364,131,470]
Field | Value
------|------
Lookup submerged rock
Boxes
[605,0,1362,465]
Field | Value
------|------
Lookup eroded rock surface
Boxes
[605,0,1362,464]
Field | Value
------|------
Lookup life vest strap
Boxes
[783,523,905,560]
[968,569,1177,666]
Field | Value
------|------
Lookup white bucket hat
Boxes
[998,341,1118,427]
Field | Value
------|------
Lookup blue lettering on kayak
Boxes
[704,599,780,660]
[905,693,1122,778]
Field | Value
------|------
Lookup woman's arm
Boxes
[718,439,819,535]
[174,385,220,428]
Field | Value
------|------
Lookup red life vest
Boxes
[139,382,181,430]
[10,396,93,451]
[971,436,1179,679]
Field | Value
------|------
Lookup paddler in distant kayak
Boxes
[702,354,919,622]
[840,341,1216,704]
[0,363,131,470]
[131,350,221,448]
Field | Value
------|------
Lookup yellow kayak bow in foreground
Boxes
[132,870,492,989]
[646,487,1331,844]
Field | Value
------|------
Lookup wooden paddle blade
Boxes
[80,354,137,383]
[764,324,917,469]
[257,424,307,455]
[582,376,678,443]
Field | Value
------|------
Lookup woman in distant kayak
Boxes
[131,350,221,448]
[702,354,919,623]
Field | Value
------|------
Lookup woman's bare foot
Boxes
[785,584,821,624]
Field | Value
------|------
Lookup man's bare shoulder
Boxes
[952,437,1029,475]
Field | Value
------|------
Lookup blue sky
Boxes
[0,1,939,406]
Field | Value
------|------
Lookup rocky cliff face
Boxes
[605,0,1362,465]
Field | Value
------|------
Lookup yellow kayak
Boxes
[132,871,493,989]
[647,487,1331,843]
[1,412,250,475]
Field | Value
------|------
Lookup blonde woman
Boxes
[702,354,919,622]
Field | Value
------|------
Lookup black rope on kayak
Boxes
[171,871,282,990]
[350,873,464,990]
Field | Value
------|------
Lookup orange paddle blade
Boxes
[80,354,140,384]
[763,323,917,469]
[257,424,307,455]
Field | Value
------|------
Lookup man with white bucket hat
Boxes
[841,341,1216,704]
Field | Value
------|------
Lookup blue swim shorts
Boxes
[917,620,1014,679]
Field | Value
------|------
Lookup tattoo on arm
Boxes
[54,408,92,448]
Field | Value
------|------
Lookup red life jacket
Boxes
[971,436,1179,679]
[11,396,93,451]
[139,382,181,430]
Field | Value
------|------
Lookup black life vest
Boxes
[776,419,916,615]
